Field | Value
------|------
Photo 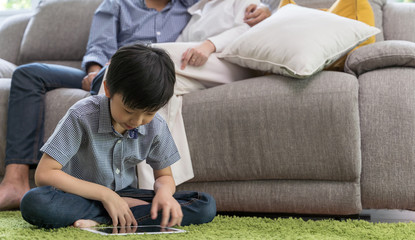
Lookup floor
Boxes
[218,209,415,223]
[361,209,415,223]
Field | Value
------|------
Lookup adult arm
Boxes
[80,0,119,90]
[35,154,137,227]
[180,0,262,69]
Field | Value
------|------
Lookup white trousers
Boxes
[136,75,205,189]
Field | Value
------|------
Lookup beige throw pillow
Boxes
[219,4,381,79]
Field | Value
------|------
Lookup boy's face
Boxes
[104,82,157,134]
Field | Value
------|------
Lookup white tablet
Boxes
[81,225,186,235]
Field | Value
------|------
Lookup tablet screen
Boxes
[82,225,186,235]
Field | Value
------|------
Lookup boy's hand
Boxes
[102,191,138,227]
[151,190,183,227]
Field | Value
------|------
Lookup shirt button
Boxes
[115,168,120,174]
[117,140,122,144]
[156,31,161,36]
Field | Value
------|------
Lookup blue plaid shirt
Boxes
[82,0,198,70]
[41,95,180,191]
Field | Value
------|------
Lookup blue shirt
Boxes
[40,95,180,191]
[82,0,199,70]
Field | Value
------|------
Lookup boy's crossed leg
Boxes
[21,186,216,229]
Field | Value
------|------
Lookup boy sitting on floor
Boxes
[19,44,216,229]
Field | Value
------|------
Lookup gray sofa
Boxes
[1,0,415,216]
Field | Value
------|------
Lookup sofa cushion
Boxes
[219,4,380,79]
[0,78,11,176]
[0,13,32,64]
[359,67,415,209]
[345,40,415,77]
[278,0,376,71]
[19,0,102,66]
[383,2,415,42]
[183,72,361,183]
[178,181,362,215]
[369,0,386,42]
[44,88,91,140]
[0,59,17,78]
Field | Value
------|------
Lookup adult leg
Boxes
[20,186,111,228]
[117,188,216,226]
[0,63,85,210]
[137,75,206,189]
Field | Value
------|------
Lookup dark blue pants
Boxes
[5,63,105,166]
[20,186,216,229]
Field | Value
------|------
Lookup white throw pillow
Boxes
[218,4,381,79]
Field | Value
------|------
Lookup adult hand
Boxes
[244,4,271,27]
[102,191,138,227]
[82,64,102,91]
[150,190,183,227]
[180,40,216,70]
[82,71,98,91]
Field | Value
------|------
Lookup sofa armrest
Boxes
[344,40,415,77]
[0,13,32,64]
[383,3,415,42]
[0,58,17,78]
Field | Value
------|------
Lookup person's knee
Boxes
[178,191,217,226]
[20,186,58,228]
[11,63,45,88]
[198,192,217,223]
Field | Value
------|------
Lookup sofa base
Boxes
[178,180,362,215]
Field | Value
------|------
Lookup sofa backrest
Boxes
[383,3,415,42]
[2,0,405,69]
[17,0,103,68]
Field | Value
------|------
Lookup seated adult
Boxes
[130,0,266,189]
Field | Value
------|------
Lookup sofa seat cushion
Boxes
[44,88,91,140]
[183,72,361,183]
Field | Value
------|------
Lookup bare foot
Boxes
[122,197,150,208]
[73,219,99,228]
[0,164,30,211]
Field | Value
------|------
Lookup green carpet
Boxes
[1,211,415,240]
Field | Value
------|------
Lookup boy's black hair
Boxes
[106,43,176,112]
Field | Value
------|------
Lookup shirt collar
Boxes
[187,0,208,15]
[97,95,146,138]
[138,0,176,11]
